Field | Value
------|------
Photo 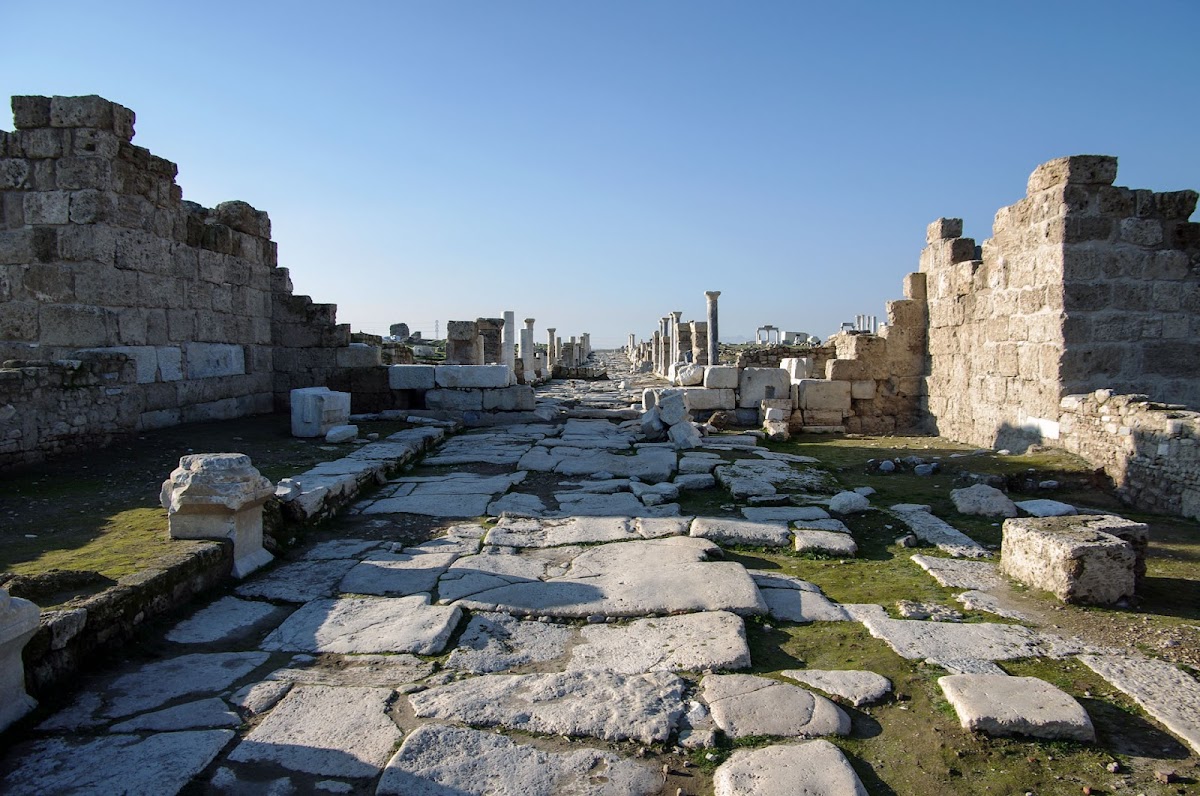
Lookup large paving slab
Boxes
[713,740,869,796]
[109,697,240,732]
[742,506,832,522]
[261,595,461,654]
[938,674,1095,741]
[487,516,639,547]
[235,558,359,603]
[264,653,435,688]
[793,529,858,556]
[911,554,1004,589]
[552,491,681,517]
[848,604,1087,662]
[521,446,677,483]
[691,516,792,547]
[1079,654,1200,754]
[448,536,768,618]
[714,459,836,498]
[0,730,235,796]
[227,685,402,778]
[164,596,288,645]
[760,587,851,623]
[409,670,685,744]
[435,546,579,603]
[702,674,851,739]
[360,492,494,517]
[339,549,460,596]
[423,431,542,465]
[567,611,751,673]
[444,612,575,673]
[889,504,989,558]
[377,724,662,796]
[780,669,893,707]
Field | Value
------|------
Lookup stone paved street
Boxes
[1,351,1198,796]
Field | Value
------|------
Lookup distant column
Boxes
[502,310,516,374]
[669,311,683,366]
[705,290,721,365]
[521,318,536,382]
[546,328,556,368]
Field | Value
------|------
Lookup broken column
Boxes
[502,310,516,374]
[290,387,351,438]
[446,320,482,364]
[476,317,504,364]
[705,290,721,366]
[0,587,39,731]
[161,454,276,578]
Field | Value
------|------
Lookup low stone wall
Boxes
[1058,390,1200,519]
[0,352,138,471]
[18,540,230,700]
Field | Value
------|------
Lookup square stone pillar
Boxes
[0,588,39,731]
[669,311,683,366]
[446,320,482,364]
[161,453,276,578]
[690,320,709,366]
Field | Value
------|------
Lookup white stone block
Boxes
[851,380,876,400]
[157,346,183,381]
[290,387,351,438]
[435,365,511,389]
[325,424,358,443]
[389,365,436,390]
[703,366,739,389]
[0,588,40,731]
[677,364,704,386]
[185,342,245,379]
[737,368,791,409]
[160,454,275,578]
[682,388,736,412]
[797,379,852,411]
[779,357,814,381]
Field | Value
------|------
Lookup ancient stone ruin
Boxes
[1,96,1199,795]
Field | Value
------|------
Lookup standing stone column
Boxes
[546,328,556,369]
[0,587,39,731]
[520,318,536,384]
[502,310,516,375]
[690,321,709,366]
[705,290,721,366]
[652,330,662,374]
[669,311,683,367]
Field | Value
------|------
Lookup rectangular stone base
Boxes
[1000,516,1138,605]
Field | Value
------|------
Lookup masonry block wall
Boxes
[0,95,367,468]
[922,156,1200,448]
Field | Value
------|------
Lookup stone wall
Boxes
[1058,390,1200,520]
[923,156,1200,449]
[0,94,380,468]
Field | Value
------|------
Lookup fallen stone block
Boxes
[938,674,1095,741]
[290,386,350,437]
[951,484,1018,517]
[1000,516,1137,604]
[702,674,850,739]
[713,740,868,796]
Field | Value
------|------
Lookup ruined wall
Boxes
[923,156,1200,449]
[0,94,370,468]
[1057,391,1200,520]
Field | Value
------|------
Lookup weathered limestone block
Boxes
[850,379,876,400]
[682,387,735,412]
[825,359,869,381]
[1000,516,1138,605]
[160,454,275,578]
[425,389,484,411]
[796,379,851,412]
[482,385,536,411]
[677,363,704,386]
[336,343,381,368]
[0,587,40,731]
[388,364,435,390]
[185,342,245,378]
[927,217,964,243]
[738,368,791,409]
[445,320,481,365]
[703,365,739,389]
[290,387,351,437]
[1027,155,1118,194]
[938,674,1095,742]
[435,365,511,389]
[779,357,814,381]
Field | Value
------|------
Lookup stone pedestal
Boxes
[1000,515,1141,605]
[0,588,39,731]
[476,317,504,365]
[690,321,708,366]
[161,454,276,578]
[290,387,351,438]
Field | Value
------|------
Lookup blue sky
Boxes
[4,1,1198,347]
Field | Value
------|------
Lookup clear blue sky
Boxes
[4,1,1198,347]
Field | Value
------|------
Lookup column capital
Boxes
[705,290,721,300]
